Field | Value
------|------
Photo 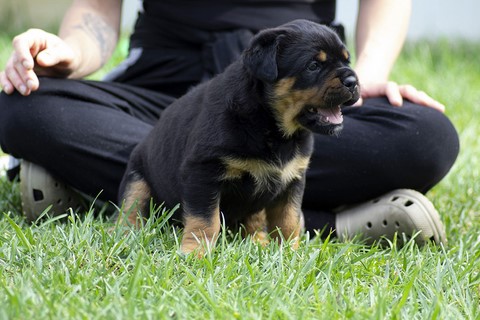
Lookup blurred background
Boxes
[0,0,479,40]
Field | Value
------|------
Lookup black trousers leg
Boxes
[0,78,174,201]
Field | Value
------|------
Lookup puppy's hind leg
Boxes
[117,172,151,228]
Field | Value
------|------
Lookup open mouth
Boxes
[307,105,343,125]
[297,105,344,136]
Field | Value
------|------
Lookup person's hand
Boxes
[354,81,445,113]
[0,28,78,96]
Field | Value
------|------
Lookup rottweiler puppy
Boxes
[117,19,360,254]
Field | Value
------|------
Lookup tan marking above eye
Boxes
[342,49,350,61]
[318,50,327,62]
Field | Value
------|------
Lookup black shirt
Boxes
[130,0,337,48]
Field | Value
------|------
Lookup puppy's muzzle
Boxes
[338,71,360,106]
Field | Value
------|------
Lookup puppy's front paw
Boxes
[251,231,270,247]
[289,236,300,250]
[180,232,217,258]
[181,212,221,257]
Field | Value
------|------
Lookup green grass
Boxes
[1,34,480,319]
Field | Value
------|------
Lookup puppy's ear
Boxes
[243,28,287,82]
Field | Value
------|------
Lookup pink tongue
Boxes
[318,106,343,124]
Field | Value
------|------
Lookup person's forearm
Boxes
[355,0,411,84]
[59,0,122,78]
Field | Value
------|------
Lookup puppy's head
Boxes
[243,19,360,137]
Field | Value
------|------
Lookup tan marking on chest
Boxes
[222,155,310,194]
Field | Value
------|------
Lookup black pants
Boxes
[0,48,460,232]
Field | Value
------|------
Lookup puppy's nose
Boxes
[342,75,357,89]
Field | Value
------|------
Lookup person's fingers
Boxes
[3,29,75,94]
[6,30,45,94]
[13,55,39,90]
[5,64,38,95]
[34,42,76,78]
[25,68,39,91]
[35,49,62,67]
[399,85,445,112]
[5,63,30,95]
[354,81,445,112]
[0,71,14,94]
[418,91,446,112]
[11,31,38,70]
[398,84,417,98]
[384,81,403,107]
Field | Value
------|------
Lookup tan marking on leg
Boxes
[243,210,269,246]
[181,207,221,256]
[266,200,302,249]
[118,179,151,228]
[318,50,327,62]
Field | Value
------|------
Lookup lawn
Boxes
[0,33,479,319]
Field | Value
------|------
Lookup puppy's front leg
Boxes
[266,201,302,249]
[180,162,222,255]
[181,207,221,255]
[265,180,305,249]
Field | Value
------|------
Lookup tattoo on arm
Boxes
[73,13,117,65]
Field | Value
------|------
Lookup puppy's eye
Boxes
[307,61,320,71]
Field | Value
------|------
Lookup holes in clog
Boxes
[33,189,44,201]
[366,222,372,229]
[404,200,414,207]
